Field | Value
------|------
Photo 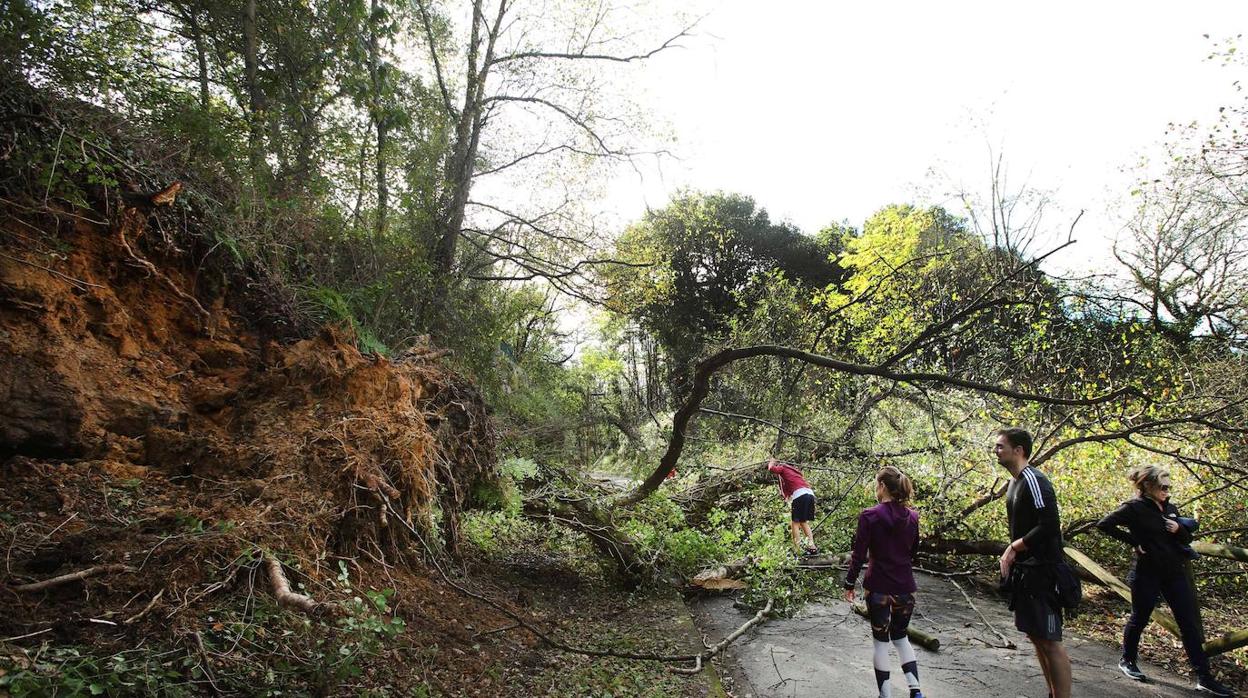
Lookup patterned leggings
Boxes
[867,591,915,641]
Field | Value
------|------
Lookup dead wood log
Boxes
[1205,628,1248,656]
[1191,541,1248,563]
[10,564,132,592]
[264,557,320,615]
[1062,546,1181,635]
[851,603,940,651]
[689,559,751,590]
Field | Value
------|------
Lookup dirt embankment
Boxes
[0,184,512,689]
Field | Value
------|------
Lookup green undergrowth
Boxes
[0,560,413,697]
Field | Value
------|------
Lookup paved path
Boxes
[689,573,1198,698]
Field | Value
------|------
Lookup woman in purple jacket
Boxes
[844,466,924,698]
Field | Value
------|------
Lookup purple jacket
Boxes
[843,502,919,594]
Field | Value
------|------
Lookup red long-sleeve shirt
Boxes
[768,462,811,501]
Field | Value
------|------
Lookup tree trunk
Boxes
[427,0,508,337]
[523,495,646,586]
[1191,540,1248,563]
[351,130,369,230]
[189,11,210,109]
[1062,546,1182,637]
[243,0,264,175]
[1205,628,1248,656]
[367,0,388,240]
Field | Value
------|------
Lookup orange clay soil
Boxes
[0,195,564,693]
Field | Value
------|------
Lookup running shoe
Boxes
[1196,673,1235,697]
[1117,658,1146,681]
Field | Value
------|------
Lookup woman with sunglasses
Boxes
[1096,466,1234,696]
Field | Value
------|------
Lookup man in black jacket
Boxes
[995,427,1071,698]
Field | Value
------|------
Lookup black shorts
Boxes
[866,591,915,642]
[790,493,815,522]
[1010,566,1063,641]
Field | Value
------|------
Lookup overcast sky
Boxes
[601,0,1247,272]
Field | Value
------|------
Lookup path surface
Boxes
[689,572,1197,698]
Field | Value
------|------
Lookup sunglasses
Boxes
[1158,484,1171,492]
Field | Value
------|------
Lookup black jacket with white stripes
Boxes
[1006,465,1063,565]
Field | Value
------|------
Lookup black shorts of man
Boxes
[995,428,1071,698]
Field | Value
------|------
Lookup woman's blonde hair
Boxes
[1128,465,1169,495]
[877,466,914,504]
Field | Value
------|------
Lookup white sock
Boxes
[893,637,920,692]
[873,639,892,697]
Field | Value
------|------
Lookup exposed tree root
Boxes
[10,563,132,592]
[123,589,164,625]
[264,556,321,615]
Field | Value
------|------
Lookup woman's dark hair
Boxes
[996,427,1033,458]
[877,466,914,504]
[1128,465,1169,495]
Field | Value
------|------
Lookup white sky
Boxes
[601,0,1248,273]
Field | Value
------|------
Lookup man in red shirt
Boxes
[768,457,818,554]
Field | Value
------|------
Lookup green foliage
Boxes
[468,456,537,514]
[831,204,980,359]
[0,647,190,697]
[304,286,390,355]
[605,190,845,393]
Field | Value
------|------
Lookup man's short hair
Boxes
[996,427,1033,458]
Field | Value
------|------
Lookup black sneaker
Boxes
[1196,673,1235,697]
[1117,658,1146,681]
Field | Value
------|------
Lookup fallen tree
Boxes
[522,494,649,582]
[616,344,1142,507]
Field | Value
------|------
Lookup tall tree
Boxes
[410,0,695,335]
[604,191,844,395]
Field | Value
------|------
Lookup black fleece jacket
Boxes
[1096,496,1196,575]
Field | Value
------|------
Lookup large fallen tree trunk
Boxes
[672,464,773,523]
[523,495,648,584]
[1063,546,1248,656]
[1204,628,1248,656]
[1061,547,1181,636]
